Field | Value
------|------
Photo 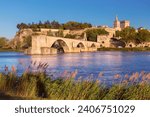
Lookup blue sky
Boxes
[0,0,150,39]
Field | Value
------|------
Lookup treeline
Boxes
[17,21,92,30]
[115,27,150,43]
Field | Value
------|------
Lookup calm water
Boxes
[0,51,150,81]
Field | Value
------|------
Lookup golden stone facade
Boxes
[114,16,130,30]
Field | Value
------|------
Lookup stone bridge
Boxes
[27,35,101,55]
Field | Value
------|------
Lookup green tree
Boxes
[115,27,137,44]
[63,21,92,30]
[115,30,121,37]
[137,29,150,42]
[17,23,29,30]
[86,28,109,42]
[30,22,39,31]
[64,34,77,39]
[17,21,92,30]
[51,20,61,29]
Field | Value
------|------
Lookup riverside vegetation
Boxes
[0,62,150,100]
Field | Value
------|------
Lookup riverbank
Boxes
[1,47,150,53]
[0,48,23,52]
[97,47,150,51]
[0,70,150,100]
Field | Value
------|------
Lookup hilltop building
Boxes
[97,16,131,47]
[114,16,130,30]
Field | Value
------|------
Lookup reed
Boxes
[0,64,150,100]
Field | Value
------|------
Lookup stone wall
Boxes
[41,47,57,54]
[126,42,150,48]
[97,35,111,47]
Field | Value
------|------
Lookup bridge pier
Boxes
[41,47,57,55]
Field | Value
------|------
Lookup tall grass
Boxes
[0,64,150,100]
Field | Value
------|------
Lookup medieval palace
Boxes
[114,16,130,30]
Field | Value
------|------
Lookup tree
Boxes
[51,20,61,29]
[63,21,92,30]
[137,29,150,42]
[17,23,29,29]
[86,28,109,42]
[64,34,77,39]
[115,27,150,44]
[115,27,137,44]
[16,21,92,31]
[115,30,121,37]
[44,20,51,28]
[38,21,44,28]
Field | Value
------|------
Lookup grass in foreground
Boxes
[0,67,150,100]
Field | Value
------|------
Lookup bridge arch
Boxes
[50,39,70,53]
[91,43,96,48]
[76,42,86,48]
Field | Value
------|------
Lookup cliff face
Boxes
[12,29,33,49]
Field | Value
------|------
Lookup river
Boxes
[0,51,150,82]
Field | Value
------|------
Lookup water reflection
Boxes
[0,52,150,80]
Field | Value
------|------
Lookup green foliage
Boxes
[115,30,121,37]
[103,85,126,100]
[64,34,77,39]
[17,23,29,29]
[63,21,92,30]
[0,73,7,91]
[1,69,150,100]
[115,27,150,44]
[115,27,137,44]
[51,20,61,29]
[86,28,109,42]
[16,73,37,97]
[123,84,150,100]
[17,21,92,31]
[137,29,150,42]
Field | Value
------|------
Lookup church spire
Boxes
[114,15,120,29]
[115,15,118,21]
